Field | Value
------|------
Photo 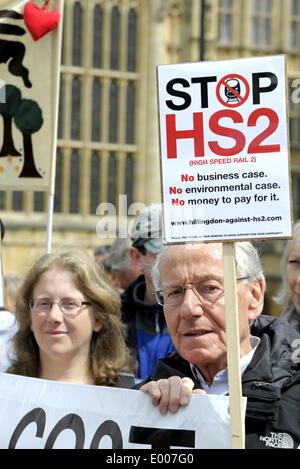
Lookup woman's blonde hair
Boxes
[7,247,130,386]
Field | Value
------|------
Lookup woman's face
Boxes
[30,268,102,363]
[287,242,300,314]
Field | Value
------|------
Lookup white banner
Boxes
[157,55,292,243]
[0,0,63,190]
[0,373,247,449]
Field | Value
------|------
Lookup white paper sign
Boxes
[0,0,63,191]
[157,55,292,242]
[0,373,247,449]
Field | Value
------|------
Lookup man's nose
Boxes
[180,286,204,319]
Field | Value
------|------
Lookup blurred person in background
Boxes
[93,244,111,268]
[102,238,142,293]
[4,274,23,314]
[0,303,17,372]
[121,204,175,381]
[275,220,300,333]
[0,220,17,371]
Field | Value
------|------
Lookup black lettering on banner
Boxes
[166,78,191,110]
[129,426,195,449]
[44,413,85,449]
[252,72,278,104]
[8,407,46,448]
[191,76,217,108]
[90,419,123,449]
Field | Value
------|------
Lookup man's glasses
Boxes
[155,277,250,307]
[29,298,92,317]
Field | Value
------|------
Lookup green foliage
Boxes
[14,99,43,135]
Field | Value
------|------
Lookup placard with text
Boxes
[157,55,292,242]
[0,373,246,449]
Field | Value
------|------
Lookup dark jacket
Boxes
[121,275,175,380]
[137,316,300,448]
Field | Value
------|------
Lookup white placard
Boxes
[157,55,292,243]
[0,0,62,191]
[0,373,247,449]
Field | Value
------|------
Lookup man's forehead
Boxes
[163,243,223,261]
[160,244,223,279]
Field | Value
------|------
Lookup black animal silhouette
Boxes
[0,10,32,88]
[0,84,22,156]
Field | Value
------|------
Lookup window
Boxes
[12,191,23,211]
[108,153,117,206]
[127,9,137,71]
[218,0,233,44]
[90,151,100,214]
[61,4,66,64]
[91,79,102,142]
[93,5,103,68]
[0,191,5,210]
[69,150,80,213]
[293,173,300,219]
[54,1,140,219]
[126,82,135,144]
[125,154,134,208]
[72,2,82,66]
[289,78,300,147]
[33,192,44,212]
[71,77,81,140]
[58,77,64,139]
[110,7,120,70]
[109,80,119,143]
[54,150,62,213]
[251,0,272,47]
[290,0,300,49]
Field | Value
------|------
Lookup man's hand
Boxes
[140,376,205,414]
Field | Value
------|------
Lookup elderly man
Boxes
[140,242,300,449]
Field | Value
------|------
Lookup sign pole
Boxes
[45,192,54,254]
[45,0,64,254]
[223,242,245,449]
[0,219,4,306]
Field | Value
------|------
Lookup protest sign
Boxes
[0,373,247,449]
[0,0,63,191]
[157,55,292,243]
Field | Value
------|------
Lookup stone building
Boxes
[0,0,299,313]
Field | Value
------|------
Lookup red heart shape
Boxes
[23,1,60,41]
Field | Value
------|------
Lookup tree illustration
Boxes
[14,99,43,178]
[0,84,22,156]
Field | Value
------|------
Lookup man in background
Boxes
[93,244,111,267]
[102,238,142,293]
[121,204,175,381]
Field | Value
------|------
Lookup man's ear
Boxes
[130,246,143,265]
[248,278,265,321]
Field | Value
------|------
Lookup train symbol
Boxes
[224,78,241,103]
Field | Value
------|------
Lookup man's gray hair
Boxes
[102,238,131,273]
[152,241,265,290]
